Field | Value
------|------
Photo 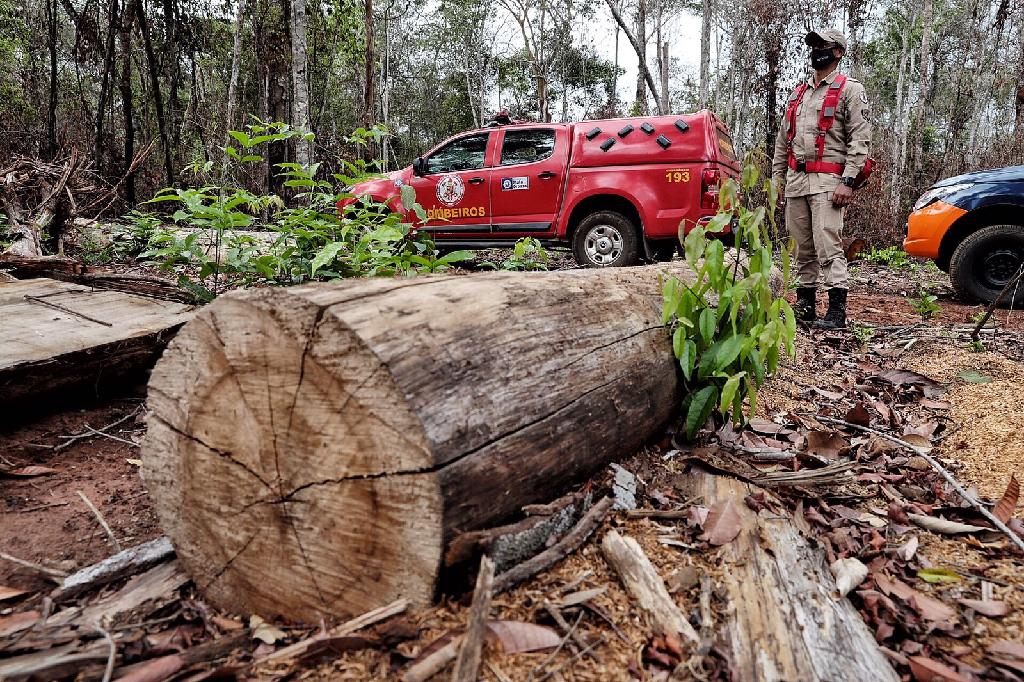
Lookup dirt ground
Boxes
[2,259,1024,680]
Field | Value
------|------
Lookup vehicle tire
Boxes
[572,211,640,268]
[948,223,1024,307]
[652,241,679,262]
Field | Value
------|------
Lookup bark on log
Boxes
[679,465,899,681]
[144,264,695,622]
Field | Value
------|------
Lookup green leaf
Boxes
[227,130,252,148]
[698,308,716,343]
[917,567,962,584]
[311,241,347,277]
[714,334,745,371]
[719,371,746,414]
[957,370,991,384]
[685,385,719,439]
[680,340,696,380]
[672,327,684,359]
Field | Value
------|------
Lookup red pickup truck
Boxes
[343,110,739,267]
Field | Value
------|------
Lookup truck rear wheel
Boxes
[948,223,1024,307]
[572,211,640,268]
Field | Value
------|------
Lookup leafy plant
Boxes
[863,246,911,269]
[481,237,549,271]
[910,287,940,319]
[139,121,472,300]
[662,151,796,439]
[850,322,875,345]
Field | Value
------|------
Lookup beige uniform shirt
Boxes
[771,68,872,198]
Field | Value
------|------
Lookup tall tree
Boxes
[604,0,665,114]
[291,0,312,165]
[45,0,58,158]
[911,0,934,178]
[134,0,175,185]
[698,0,711,108]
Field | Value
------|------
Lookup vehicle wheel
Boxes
[572,211,640,267]
[948,223,1024,306]
[652,241,679,262]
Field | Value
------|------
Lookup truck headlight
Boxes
[913,183,973,212]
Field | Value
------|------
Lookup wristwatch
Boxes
[840,176,856,188]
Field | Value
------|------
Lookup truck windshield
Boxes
[426,133,490,174]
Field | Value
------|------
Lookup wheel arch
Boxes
[938,203,1024,270]
[561,193,644,244]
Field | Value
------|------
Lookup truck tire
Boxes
[948,223,1024,307]
[572,211,640,268]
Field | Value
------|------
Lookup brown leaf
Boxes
[908,513,988,535]
[685,505,709,528]
[887,502,910,525]
[0,585,29,602]
[805,430,849,459]
[878,369,946,398]
[0,466,59,478]
[747,418,789,436]
[989,640,1024,660]
[485,620,561,654]
[958,599,1009,617]
[873,573,957,626]
[212,615,244,631]
[699,498,743,546]
[845,402,872,427]
[558,587,606,607]
[898,536,919,561]
[901,434,934,453]
[115,655,185,682]
[0,610,39,637]
[908,656,970,682]
[993,475,1020,524]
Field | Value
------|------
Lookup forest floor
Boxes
[2,258,1024,681]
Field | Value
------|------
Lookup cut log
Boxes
[0,278,195,407]
[679,465,899,681]
[144,264,697,621]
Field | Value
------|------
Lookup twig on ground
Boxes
[814,415,1024,554]
[53,408,140,452]
[451,555,495,682]
[81,424,139,448]
[77,490,122,552]
[0,551,69,580]
[493,496,613,594]
[15,501,70,514]
[526,612,583,682]
[402,636,463,682]
[24,294,113,326]
[534,634,607,682]
[543,600,600,661]
[972,266,1024,342]
[95,624,116,682]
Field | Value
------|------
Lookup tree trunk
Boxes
[94,0,119,175]
[290,0,311,166]
[678,466,900,681]
[763,13,781,158]
[224,0,247,159]
[362,0,375,160]
[658,41,669,115]
[911,0,934,179]
[698,0,711,108]
[604,0,660,113]
[134,0,176,186]
[633,0,647,114]
[118,2,136,206]
[143,264,694,622]
[891,7,915,212]
[46,0,59,159]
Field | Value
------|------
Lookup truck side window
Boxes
[500,129,556,166]
[426,134,489,174]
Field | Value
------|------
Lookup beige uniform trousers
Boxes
[785,192,848,289]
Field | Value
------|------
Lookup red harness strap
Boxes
[785,74,847,175]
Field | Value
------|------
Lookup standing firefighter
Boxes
[772,28,872,329]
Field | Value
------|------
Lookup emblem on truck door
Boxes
[501,177,529,191]
[436,174,465,206]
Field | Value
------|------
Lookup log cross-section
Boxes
[144,264,695,621]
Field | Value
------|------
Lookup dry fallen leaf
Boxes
[989,640,1024,659]
[699,498,743,546]
[805,430,849,459]
[898,536,919,561]
[114,654,185,682]
[1,466,59,478]
[878,369,946,397]
[908,513,987,535]
[993,475,1020,524]
[830,557,868,597]
[908,655,970,682]
[958,598,1009,617]
[0,610,40,637]
[212,615,244,631]
[873,573,957,625]
[249,615,286,644]
[558,587,606,608]
[485,620,561,654]
[901,434,934,453]
[845,402,871,427]
[917,567,961,584]
[0,585,29,602]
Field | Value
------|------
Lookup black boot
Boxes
[815,288,848,329]
[795,287,817,324]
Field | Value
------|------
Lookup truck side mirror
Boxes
[412,157,426,177]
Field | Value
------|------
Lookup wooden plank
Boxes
[0,278,195,405]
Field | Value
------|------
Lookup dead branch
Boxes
[451,555,494,682]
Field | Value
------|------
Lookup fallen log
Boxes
[144,264,694,621]
[679,465,899,681]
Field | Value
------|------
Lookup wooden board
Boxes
[0,278,195,405]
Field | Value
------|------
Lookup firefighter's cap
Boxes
[804,28,847,51]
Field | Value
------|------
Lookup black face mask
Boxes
[810,47,838,70]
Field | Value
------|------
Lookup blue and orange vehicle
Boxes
[905,165,1024,305]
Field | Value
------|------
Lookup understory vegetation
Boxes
[662,153,796,438]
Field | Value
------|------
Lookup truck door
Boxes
[489,127,562,237]
[409,132,493,238]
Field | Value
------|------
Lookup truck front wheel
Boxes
[948,223,1024,306]
[572,212,640,268]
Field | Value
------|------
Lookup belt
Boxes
[788,158,844,174]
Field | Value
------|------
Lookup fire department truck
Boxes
[341,110,740,268]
